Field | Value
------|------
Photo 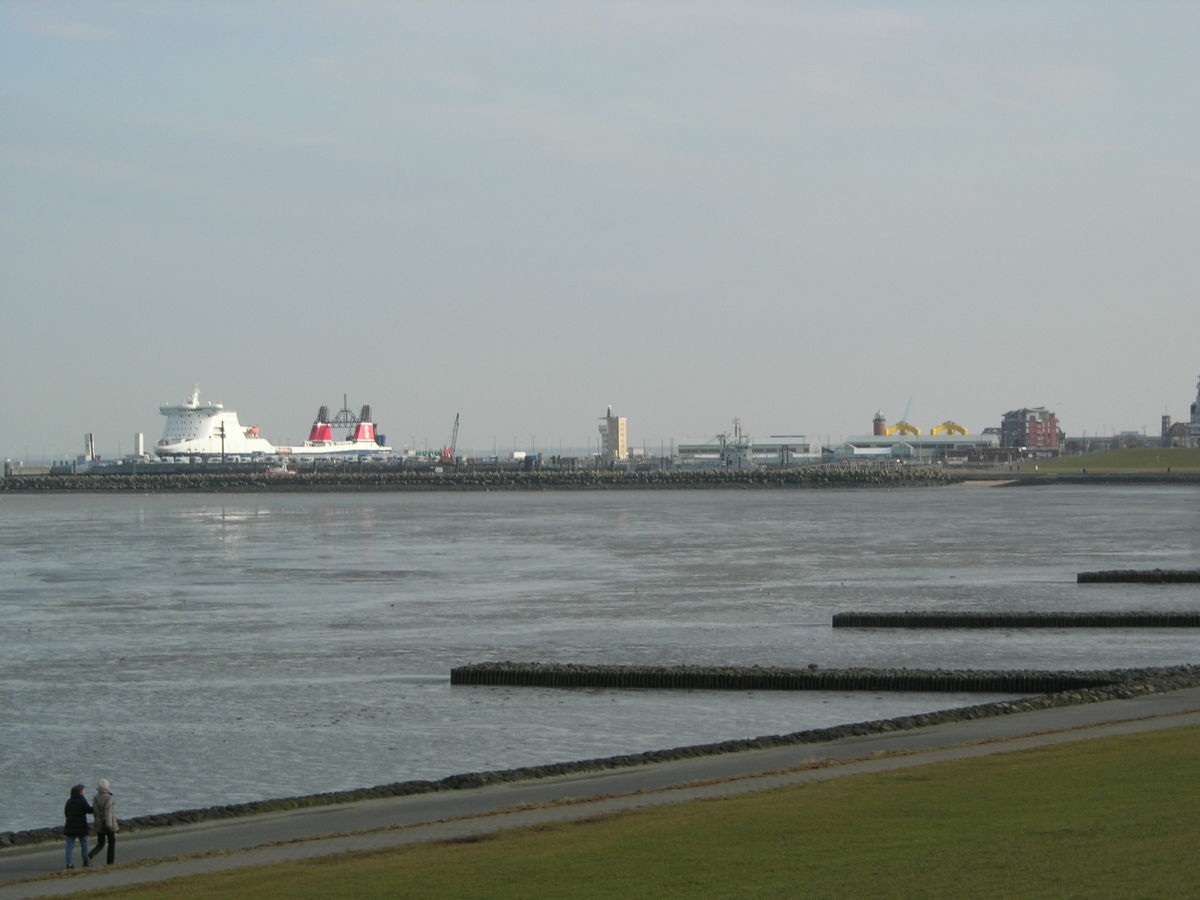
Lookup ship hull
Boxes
[278,441,392,458]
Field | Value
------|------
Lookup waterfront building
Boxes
[599,406,628,462]
[678,432,823,467]
[840,413,999,463]
[838,430,999,463]
[1000,407,1059,455]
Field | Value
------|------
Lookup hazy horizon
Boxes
[3,2,1197,462]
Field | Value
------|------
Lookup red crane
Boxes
[440,413,460,463]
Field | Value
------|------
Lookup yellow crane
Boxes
[930,421,968,436]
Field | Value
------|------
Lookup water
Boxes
[2,484,1197,832]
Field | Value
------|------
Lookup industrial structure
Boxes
[439,414,460,463]
[1161,416,1190,447]
[678,421,822,468]
[842,411,998,463]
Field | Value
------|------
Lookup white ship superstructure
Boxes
[156,390,276,458]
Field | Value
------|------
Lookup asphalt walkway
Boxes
[4,687,1199,899]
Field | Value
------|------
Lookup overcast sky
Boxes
[2,1,1197,460]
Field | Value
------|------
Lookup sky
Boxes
[2,1,1198,461]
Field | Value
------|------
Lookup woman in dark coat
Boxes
[63,783,92,869]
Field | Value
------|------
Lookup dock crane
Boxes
[440,413,460,463]
[930,421,969,436]
[885,397,921,436]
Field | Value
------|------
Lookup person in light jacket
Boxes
[87,778,118,865]
[63,784,92,869]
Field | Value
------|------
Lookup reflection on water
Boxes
[0,486,1197,831]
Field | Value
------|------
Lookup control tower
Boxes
[598,406,628,461]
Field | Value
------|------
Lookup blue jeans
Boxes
[64,835,89,867]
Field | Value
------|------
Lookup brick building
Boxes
[1000,407,1059,455]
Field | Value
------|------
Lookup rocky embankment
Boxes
[0,467,956,493]
[5,663,1198,848]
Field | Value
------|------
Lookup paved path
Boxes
[4,687,1199,898]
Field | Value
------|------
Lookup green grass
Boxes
[1034,447,1200,472]
[82,724,1200,899]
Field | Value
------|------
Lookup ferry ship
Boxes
[155,390,276,458]
[155,391,392,459]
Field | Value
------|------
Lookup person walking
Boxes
[87,778,118,865]
[62,783,92,869]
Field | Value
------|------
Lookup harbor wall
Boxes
[0,467,957,492]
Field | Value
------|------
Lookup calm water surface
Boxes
[2,485,1197,831]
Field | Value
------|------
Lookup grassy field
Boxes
[82,724,1200,899]
[1032,447,1200,472]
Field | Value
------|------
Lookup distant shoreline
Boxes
[2,468,1196,493]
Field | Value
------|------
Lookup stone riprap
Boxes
[832,612,1200,628]
[4,664,1197,849]
[1077,569,1200,584]
[0,467,955,493]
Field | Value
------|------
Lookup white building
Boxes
[840,429,998,462]
[678,425,823,468]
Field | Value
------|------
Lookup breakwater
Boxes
[1003,472,1200,486]
[5,664,1197,849]
[832,612,1200,628]
[1077,569,1200,584]
[449,662,1117,694]
[0,466,956,493]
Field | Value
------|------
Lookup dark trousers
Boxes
[88,827,115,864]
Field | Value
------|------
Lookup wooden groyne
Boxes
[1077,569,1200,584]
[449,662,1116,694]
[832,611,1200,628]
